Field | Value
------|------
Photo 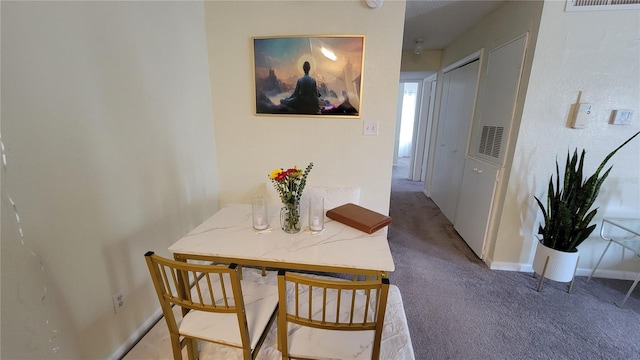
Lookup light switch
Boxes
[363,120,379,136]
[610,109,633,125]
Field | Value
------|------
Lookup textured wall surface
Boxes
[1,2,219,358]
[494,1,640,275]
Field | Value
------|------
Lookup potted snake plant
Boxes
[532,131,639,286]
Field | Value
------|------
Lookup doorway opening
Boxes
[394,72,436,186]
[397,82,419,178]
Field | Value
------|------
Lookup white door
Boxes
[454,158,500,258]
[420,79,437,183]
[430,60,480,222]
[412,75,436,182]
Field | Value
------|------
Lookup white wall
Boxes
[204,0,406,213]
[493,1,640,276]
[1,2,219,358]
[401,49,442,72]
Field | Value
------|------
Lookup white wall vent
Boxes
[566,0,640,11]
[478,126,504,159]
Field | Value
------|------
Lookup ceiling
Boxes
[402,0,506,52]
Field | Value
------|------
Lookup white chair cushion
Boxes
[179,278,278,350]
[288,325,376,359]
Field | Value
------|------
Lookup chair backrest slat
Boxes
[218,272,229,308]
[160,264,173,299]
[204,273,214,307]
[187,270,198,305]
[363,288,371,325]
[321,287,327,324]
[349,288,357,325]
[308,284,313,323]
[294,282,300,320]
[335,289,342,325]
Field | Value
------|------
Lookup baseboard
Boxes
[109,308,163,360]
[575,268,639,281]
[488,261,638,281]
[488,261,533,273]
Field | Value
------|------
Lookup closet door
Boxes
[430,60,479,222]
[454,158,500,258]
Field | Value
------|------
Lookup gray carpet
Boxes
[388,158,640,360]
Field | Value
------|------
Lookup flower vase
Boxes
[280,202,301,234]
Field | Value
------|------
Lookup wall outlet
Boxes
[113,291,125,313]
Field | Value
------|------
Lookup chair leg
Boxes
[242,347,251,360]
[170,334,183,360]
[277,272,288,359]
[185,337,198,360]
[619,272,640,307]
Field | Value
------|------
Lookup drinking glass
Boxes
[252,195,269,230]
[308,195,324,232]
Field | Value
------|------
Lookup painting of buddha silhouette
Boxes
[253,36,364,117]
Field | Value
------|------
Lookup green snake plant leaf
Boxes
[536,131,639,252]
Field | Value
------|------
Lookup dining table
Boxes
[168,203,395,277]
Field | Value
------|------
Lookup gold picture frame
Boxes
[253,35,365,118]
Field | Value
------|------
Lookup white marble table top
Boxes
[168,204,395,275]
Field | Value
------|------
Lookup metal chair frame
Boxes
[145,251,278,360]
[277,270,390,360]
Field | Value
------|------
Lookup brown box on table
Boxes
[326,203,392,234]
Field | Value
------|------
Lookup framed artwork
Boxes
[253,35,365,117]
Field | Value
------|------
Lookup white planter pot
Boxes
[532,240,580,283]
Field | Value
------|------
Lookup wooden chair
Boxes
[144,251,278,360]
[277,270,390,359]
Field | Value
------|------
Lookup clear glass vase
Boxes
[280,202,301,234]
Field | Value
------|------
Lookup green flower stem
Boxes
[282,202,301,234]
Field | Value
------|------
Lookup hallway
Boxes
[387,156,640,359]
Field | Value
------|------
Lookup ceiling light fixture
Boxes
[413,38,425,55]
